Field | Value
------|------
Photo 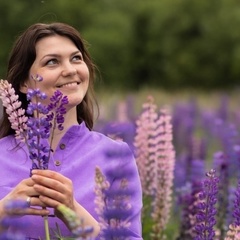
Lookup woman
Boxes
[0,22,142,239]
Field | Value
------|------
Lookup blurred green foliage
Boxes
[1,0,240,90]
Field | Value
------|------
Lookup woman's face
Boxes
[22,35,89,109]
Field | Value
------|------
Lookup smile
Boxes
[57,81,80,88]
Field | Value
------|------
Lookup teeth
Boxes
[58,82,79,88]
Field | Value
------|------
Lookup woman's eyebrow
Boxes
[40,51,82,61]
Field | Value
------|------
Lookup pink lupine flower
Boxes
[225,224,240,240]
[134,96,159,195]
[134,96,175,239]
[150,108,175,239]
[0,79,28,141]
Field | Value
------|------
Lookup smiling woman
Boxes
[0,22,143,239]
[21,35,89,112]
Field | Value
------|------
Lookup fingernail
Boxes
[31,170,38,174]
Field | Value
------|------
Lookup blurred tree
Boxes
[132,0,240,89]
[1,0,240,90]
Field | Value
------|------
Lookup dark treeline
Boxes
[1,0,240,90]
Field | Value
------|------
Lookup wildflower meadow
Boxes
[95,89,240,239]
[1,85,240,239]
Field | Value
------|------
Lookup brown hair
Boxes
[0,22,98,138]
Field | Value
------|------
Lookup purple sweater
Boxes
[0,122,142,239]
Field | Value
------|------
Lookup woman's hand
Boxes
[0,178,49,216]
[31,169,100,236]
[31,169,75,221]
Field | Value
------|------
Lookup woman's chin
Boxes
[65,98,83,110]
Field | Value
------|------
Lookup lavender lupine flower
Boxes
[25,77,68,171]
[176,181,203,240]
[0,200,29,240]
[194,169,219,240]
[232,180,240,227]
[26,87,51,170]
[172,100,198,155]
[0,79,28,141]
[224,180,240,240]
[213,151,230,237]
[94,165,133,239]
[46,90,68,135]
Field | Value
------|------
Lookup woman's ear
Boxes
[19,82,28,94]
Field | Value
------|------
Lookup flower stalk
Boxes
[194,169,219,240]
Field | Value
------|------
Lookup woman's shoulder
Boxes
[69,123,130,148]
[92,129,131,149]
[0,134,16,146]
[0,135,26,159]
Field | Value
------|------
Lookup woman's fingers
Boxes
[6,206,50,216]
[29,196,47,208]
[31,169,71,185]
[25,207,50,216]
[31,174,66,192]
[33,184,64,206]
[31,170,74,209]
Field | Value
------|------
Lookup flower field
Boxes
[95,88,240,239]
[1,87,240,239]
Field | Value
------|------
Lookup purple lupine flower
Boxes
[232,180,240,227]
[213,151,230,237]
[176,181,203,239]
[0,200,29,240]
[1,76,68,172]
[47,90,68,132]
[194,169,219,240]
[26,87,51,171]
[25,77,68,171]
[225,186,237,231]
[172,99,198,157]
[94,165,133,240]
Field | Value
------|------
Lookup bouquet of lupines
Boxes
[0,76,94,239]
[0,75,68,171]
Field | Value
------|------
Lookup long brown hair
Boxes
[0,22,98,138]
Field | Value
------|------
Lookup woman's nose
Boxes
[61,62,77,77]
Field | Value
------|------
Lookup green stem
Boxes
[44,213,50,240]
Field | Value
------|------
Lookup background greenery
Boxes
[1,0,240,91]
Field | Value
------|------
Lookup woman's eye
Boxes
[46,59,58,65]
[72,55,83,61]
